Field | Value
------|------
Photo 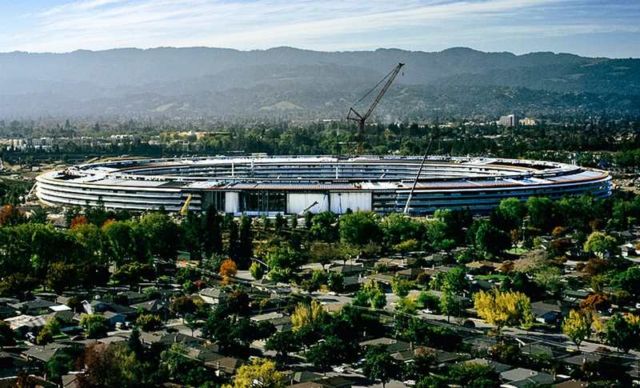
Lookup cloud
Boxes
[1,0,639,55]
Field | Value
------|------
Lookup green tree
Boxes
[362,345,400,388]
[46,261,77,294]
[102,220,137,265]
[265,330,299,360]
[339,211,381,246]
[533,266,564,296]
[526,196,555,231]
[250,261,264,280]
[136,314,163,332]
[139,212,180,260]
[391,276,412,297]
[604,313,640,353]
[494,197,526,232]
[448,362,499,387]
[181,211,203,260]
[203,206,223,256]
[80,314,109,338]
[0,321,15,346]
[381,214,424,246]
[439,289,462,323]
[46,350,76,384]
[584,231,619,257]
[309,211,338,242]
[613,267,640,297]
[474,220,511,257]
[238,215,253,266]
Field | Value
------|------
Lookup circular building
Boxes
[36,156,611,215]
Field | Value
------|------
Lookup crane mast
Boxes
[347,62,405,154]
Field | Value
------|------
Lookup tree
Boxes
[232,358,285,388]
[309,211,338,242]
[181,211,203,260]
[37,317,61,345]
[580,293,611,313]
[228,219,240,259]
[265,330,299,360]
[526,196,555,231]
[160,343,210,386]
[170,296,199,317]
[430,266,468,295]
[102,220,136,265]
[439,289,462,323]
[203,206,223,256]
[604,313,640,353]
[381,213,424,246]
[306,336,343,371]
[562,309,592,349]
[46,261,78,294]
[391,276,412,297]
[309,242,343,269]
[219,258,238,281]
[494,197,526,232]
[533,266,563,296]
[0,204,24,226]
[354,280,387,309]
[127,327,144,358]
[474,220,510,257]
[473,289,533,332]
[362,345,400,388]
[339,211,381,246]
[80,314,108,338]
[136,314,163,332]
[613,267,640,297]
[139,212,180,260]
[238,215,253,266]
[447,362,499,387]
[291,300,326,332]
[250,261,264,280]
[46,350,76,384]
[0,321,15,346]
[584,231,619,258]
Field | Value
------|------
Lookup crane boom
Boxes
[347,63,405,154]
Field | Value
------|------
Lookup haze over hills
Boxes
[0,46,639,121]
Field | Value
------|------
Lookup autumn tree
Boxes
[291,300,327,332]
[219,258,238,283]
[232,358,285,388]
[562,309,592,349]
[473,289,533,333]
[70,215,88,229]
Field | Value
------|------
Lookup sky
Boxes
[0,0,639,57]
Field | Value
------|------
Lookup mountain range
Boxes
[0,46,638,121]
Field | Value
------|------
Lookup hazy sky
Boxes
[1,0,638,57]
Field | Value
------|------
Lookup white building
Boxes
[498,114,517,127]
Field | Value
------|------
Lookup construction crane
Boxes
[347,62,405,154]
[179,194,193,216]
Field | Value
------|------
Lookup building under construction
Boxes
[35,155,611,215]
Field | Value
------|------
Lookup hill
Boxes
[0,46,638,120]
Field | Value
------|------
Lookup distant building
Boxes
[519,117,537,126]
[498,114,517,127]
